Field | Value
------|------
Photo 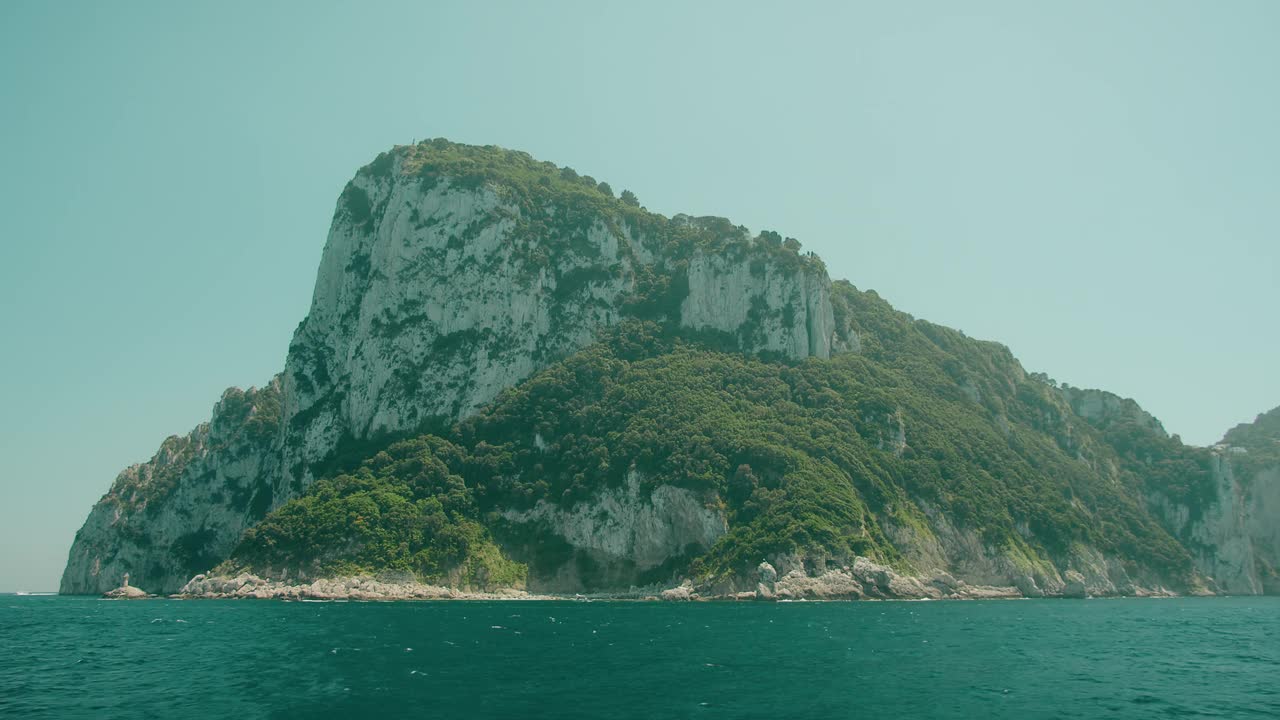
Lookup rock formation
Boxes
[60,140,1280,599]
[62,143,835,595]
[62,383,281,595]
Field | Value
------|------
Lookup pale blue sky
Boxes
[1,1,1277,591]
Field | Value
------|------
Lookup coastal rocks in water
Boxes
[851,557,915,598]
[757,561,778,585]
[1014,574,1045,598]
[1062,571,1089,599]
[103,573,152,599]
[749,557,1030,601]
[104,585,150,599]
[729,556,973,601]
[175,560,1150,603]
[660,580,696,602]
[178,574,550,601]
[773,566,866,600]
[755,561,778,599]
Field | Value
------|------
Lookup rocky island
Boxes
[61,140,1280,601]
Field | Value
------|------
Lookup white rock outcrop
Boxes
[681,252,835,359]
[502,469,727,589]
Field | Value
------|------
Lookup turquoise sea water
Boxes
[2,595,1278,719]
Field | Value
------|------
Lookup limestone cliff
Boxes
[61,141,839,594]
[60,140,1280,598]
[1059,388,1280,595]
[1147,411,1280,595]
[276,148,836,499]
[60,381,281,594]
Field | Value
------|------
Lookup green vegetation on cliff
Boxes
[230,283,1198,588]
[349,138,824,312]
[105,382,282,518]
[1222,406,1280,478]
[224,435,525,590]
[73,140,1266,596]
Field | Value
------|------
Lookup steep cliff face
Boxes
[59,381,281,594]
[1059,389,1280,595]
[681,251,834,360]
[1152,450,1269,591]
[1145,409,1280,594]
[1246,464,1280,594]
[61,141,838,594]
[60,139,1280,598]
[277,148,837,496]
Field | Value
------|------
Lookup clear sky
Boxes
[1,1,1277,592]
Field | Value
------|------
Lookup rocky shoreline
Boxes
[159,556,1184,602]
[174,574,556,601]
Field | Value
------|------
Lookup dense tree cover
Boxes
[234,283,1204,588]
[221,141,1222,589]
[224,435,525,590]
[460,310,1192,581]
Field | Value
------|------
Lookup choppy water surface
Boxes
[2,595,1278,719]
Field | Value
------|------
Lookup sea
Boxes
[1,595,1277,719]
